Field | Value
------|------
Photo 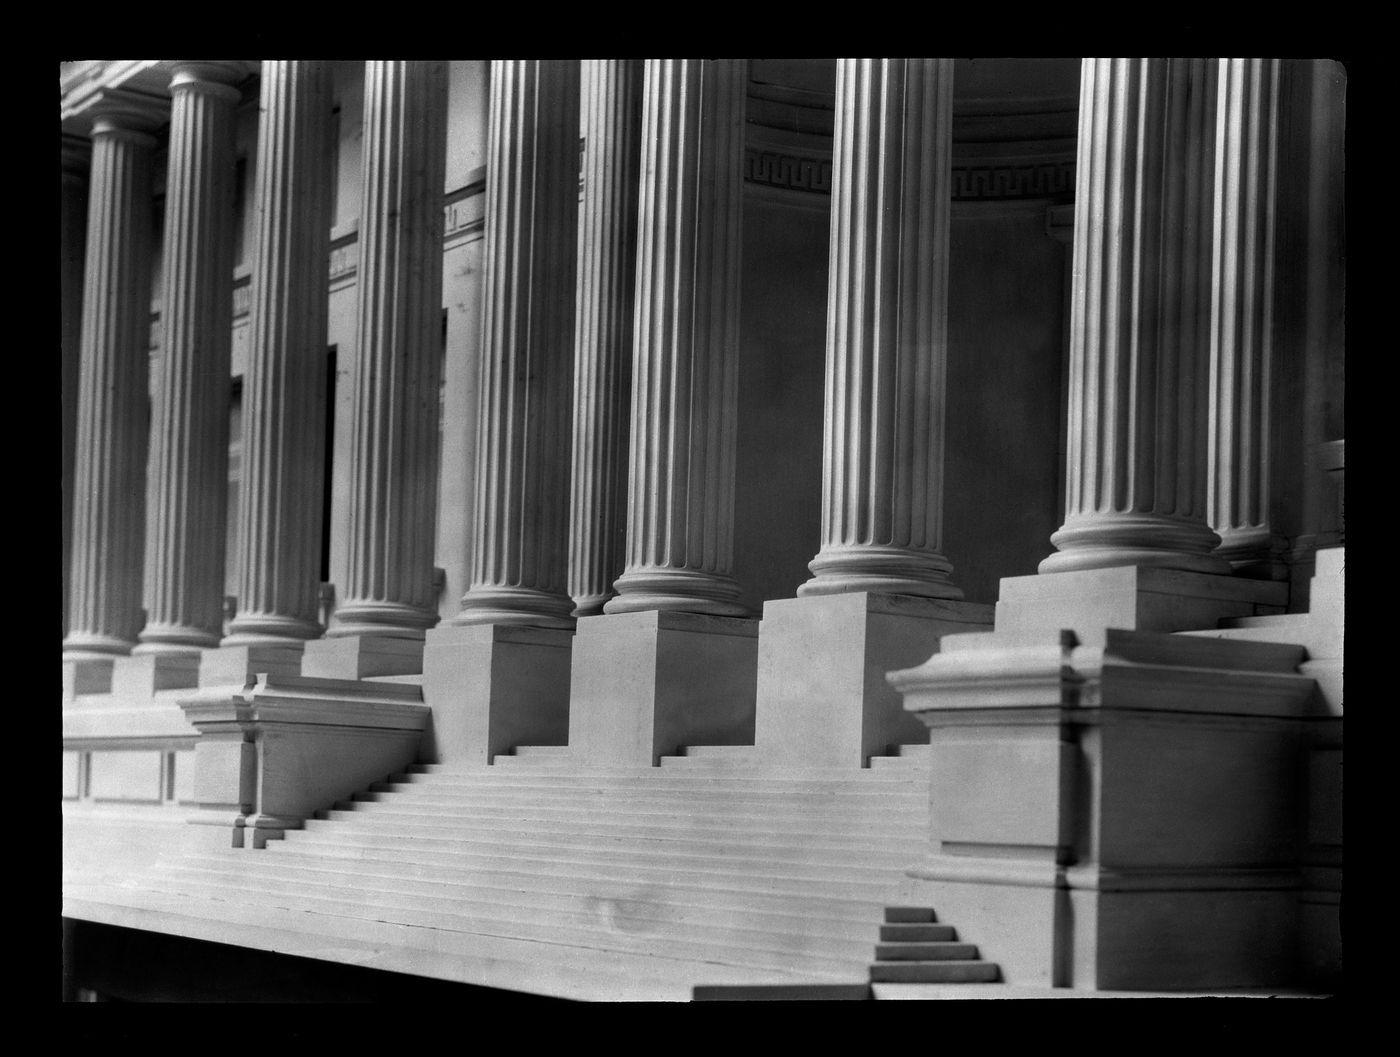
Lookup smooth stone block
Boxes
[63,751,82,799]
[63,658,114,702]
[995,565,1288,645]
[753,592,992,768]
[88,750,164,804]
[112,650,202,696]
[421,624,574,766]
[301,634,423,679]
[198,644,304,688]
[569,611,759,767]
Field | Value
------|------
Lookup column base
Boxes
[111,650,203,696]
[753,592,993,768]
[569,611,758,766]
[993,564,1288,646]
[421,624,574,765]
[198,644,305,688]
[324,600,436,640]
[799,545,963,600]
[62,632,137,663]
[301,635,424,679]
[133,624,222,655]
[604,568,748,617]
[221,613,323,647]
[452,585,576,630]
[1039,512,1231,576]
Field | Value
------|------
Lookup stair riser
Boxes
[320,809,923,845]
[879,925,956,942]
[310,815,920,860]
[140,874,876,974]
[285,831,915,880]
[386,774,929,793]
[874,943,980,961]
[869,963,1001,983]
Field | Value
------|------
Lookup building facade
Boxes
[62,59,1344,1000]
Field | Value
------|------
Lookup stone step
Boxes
[394,767,928,790]
[874,942,979,961]
[285,827,914,883]
[142,870,877,976]
[318,805,923,844]
[265,839,905,902]
[869,961,1001,984]
[884,906,938,923]
[358,784,927,810]
[879,923,957,942]
[247,847,896,921]
[314,814,921,856]
[172,851,893,932]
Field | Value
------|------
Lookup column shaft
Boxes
[800,58,961,599]
[224,61,335,644]
[568,59,643,617]
[1209,58,1287,576]
[62,136,90,637]
[1040,58,1230,575]
[327,60,448,639]
[453,60,580,629]
[605,59,747,616]
[138,66,241,651]
[63,119,156,660]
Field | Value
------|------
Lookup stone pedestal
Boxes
[889,627,1319,990]
[64,659,116,703]
[198,644,305,688]
[569,612,758,767]
[301,635,424,679]
[180,674,428,848]
[421,625,573,765]
[111,651,202,696]
[753,593,992,768]
[993,565,1287,646]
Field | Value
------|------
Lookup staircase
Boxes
[84,754,938,1001]
[870,906,1001,983]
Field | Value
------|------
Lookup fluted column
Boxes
[453,60,580,628]
[223,62,334,645]
[63,112,158,660]
[604,59,747,616]
[1039,58,1231,576]
[568,60,643,617]
[62,135,90,638]
[799,58,961,599]
[136,62,243,653]
[326,61,448,639]
[1209,58,1287,577]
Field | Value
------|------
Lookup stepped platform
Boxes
[63,757,935,1001]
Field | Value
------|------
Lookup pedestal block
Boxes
[889,627,1320,990]
[753,593,992,768]
[111,651,202,696]
[64,659,116,703]
[421,624,573,765]
[180,674,428,848]
[995,565,1287,645]
[569,611,758,767]
[197,644,305,688]
[300,635,424,679]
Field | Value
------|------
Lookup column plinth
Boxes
[137,64,242,654]
[604,59,748,618]
[1039,58,1231,577]
[1209,58,1288,580]
[454,59,580,631]
[568,59,643,619]
[63,113,160,662]
[223,61,334,648]
[326,61,448,641]
[798,58,962,601]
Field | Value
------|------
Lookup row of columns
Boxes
[63,58,1289,666]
